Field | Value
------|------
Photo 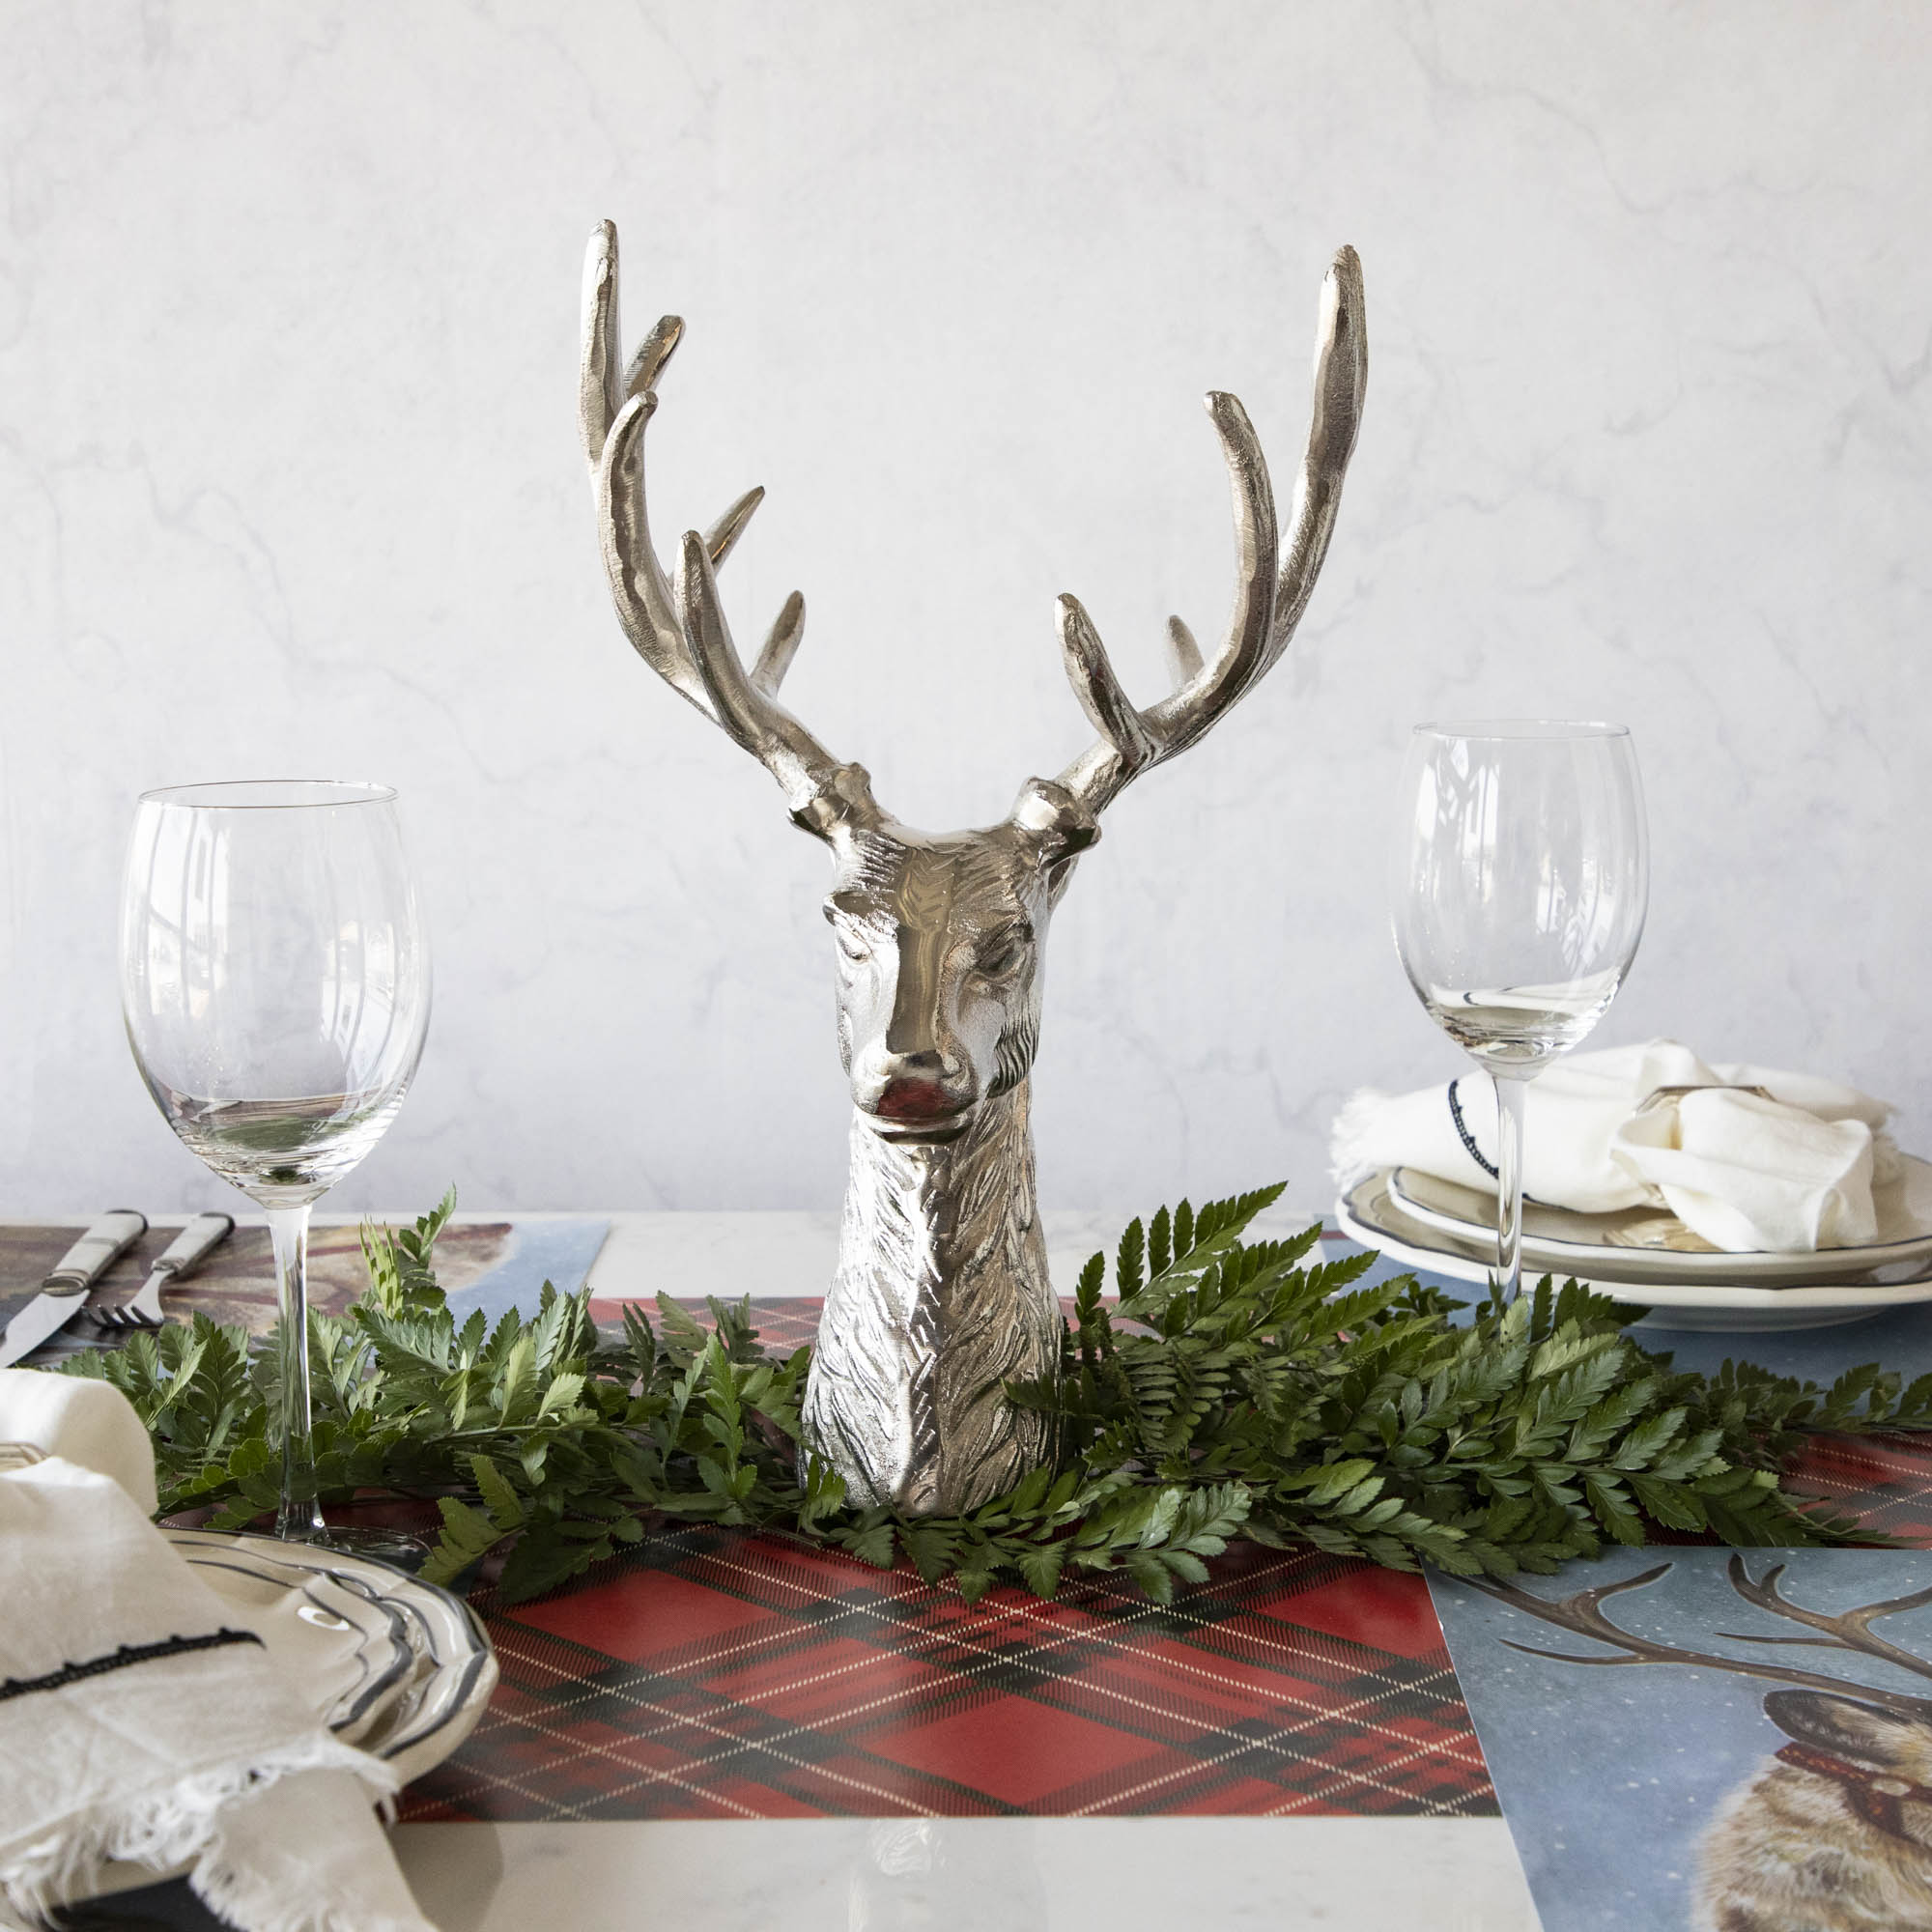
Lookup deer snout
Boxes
[854,1048,978,1140]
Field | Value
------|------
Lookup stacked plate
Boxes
[1336,1155,1932,1331]
[163,1529,497,1779]
[71,1530,496,1907]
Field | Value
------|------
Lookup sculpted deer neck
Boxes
[579,220,1366,1514]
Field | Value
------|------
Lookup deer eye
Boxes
[976,930,1028,978]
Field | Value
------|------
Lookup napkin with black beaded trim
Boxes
[0,1374,436,1932]
[1331,1037,1897,1252]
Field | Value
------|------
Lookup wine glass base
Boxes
[283,1523,433,1574]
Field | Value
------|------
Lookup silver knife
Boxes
[0,1210,150,1369]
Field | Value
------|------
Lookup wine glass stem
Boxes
[269,1203,326,1539]
[1492,1070,1529,1302]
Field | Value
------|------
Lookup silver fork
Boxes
[92,1212,236,1330]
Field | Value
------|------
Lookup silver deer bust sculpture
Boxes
[579,220,1366,1515]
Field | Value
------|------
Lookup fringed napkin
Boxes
[1331,1038,1898,1253]
[0,1369,437,1932]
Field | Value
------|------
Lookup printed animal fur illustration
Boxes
[1476,1560,1932,1930]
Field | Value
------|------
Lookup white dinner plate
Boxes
[1338,1170,1932,1331]
[164,1528,497,1783]
[1384,1153,1932,1288]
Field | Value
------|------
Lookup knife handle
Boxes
[43,1210,149,1294]
[152,1211,236,1281]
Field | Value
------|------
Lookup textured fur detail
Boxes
[804,1085,1059,1514]
[803,811,1068,1514]
[1697,1696,1932,1930]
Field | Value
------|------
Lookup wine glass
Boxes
[121,781,431,1548]
[1391,724,1648,1300]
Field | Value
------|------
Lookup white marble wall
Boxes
[3,2,1927,1218]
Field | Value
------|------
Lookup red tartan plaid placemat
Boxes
[400,1294,1491,1823]
[1783,1430,1932,1541]
[400,1525,1489,1823]
[389,1295,1932,1825]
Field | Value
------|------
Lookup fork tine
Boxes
[93,1305,156,1331]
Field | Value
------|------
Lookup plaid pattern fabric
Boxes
[400,1293,1493,1823]
[399,1523,1491,1822]
[1784,1431,1932,1542]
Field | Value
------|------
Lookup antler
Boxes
[1049,246,1367,819]
[1717,1554,1932,1683]
[1467,1563,1932,1724]
[581,221,867,821]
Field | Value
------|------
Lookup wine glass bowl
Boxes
[122,780,430,1546]
[1392,723,1648,1295]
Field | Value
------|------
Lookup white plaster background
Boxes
[1,1,1926,1217]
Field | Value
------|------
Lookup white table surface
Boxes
[367,1208,1542,1932]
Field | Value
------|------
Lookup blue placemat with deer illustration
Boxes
[1430,1548,1932,1930]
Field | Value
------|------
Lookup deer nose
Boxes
[859,1049,976,1129]
[877,1079,957,1123]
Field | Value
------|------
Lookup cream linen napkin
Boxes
[1612,1086,1881,1252]
[0,1368,156,1511]
[0,1371,437,1932]
[1330,1038,1898,1253]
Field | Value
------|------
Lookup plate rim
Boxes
[1338,1172,1932,1316]
[163,1525,497,1783]
[165,1545,417,1729]
[1384,1155,1932,1283]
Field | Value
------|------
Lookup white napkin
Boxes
[0,1371,438,1932]
[1613,1087,1880,1252]
[0,1367,156,1512]
[1330,1038,1898,1253]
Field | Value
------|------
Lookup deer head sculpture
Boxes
[579,219,1366,1514]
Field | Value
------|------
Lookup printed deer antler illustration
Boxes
[579,218,1366,1513]
[1473,1559,1932,1930]
[1471,1557,1932,1721]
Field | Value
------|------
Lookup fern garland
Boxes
[52,1183,1932,1605]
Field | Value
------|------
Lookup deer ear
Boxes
[1009,778,1100,865]
[1764,1690,1922,1767]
